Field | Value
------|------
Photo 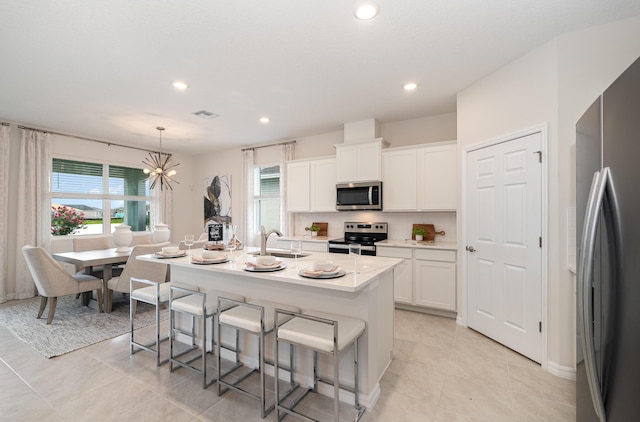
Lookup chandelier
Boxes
[142,126,180,190]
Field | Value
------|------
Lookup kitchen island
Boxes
[138,249,401,409]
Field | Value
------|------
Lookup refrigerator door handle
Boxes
[578,168,613,422]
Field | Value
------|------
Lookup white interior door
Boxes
[466,132,542,363]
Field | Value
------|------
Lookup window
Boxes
[253,164,281,233]
[51,158,151,236]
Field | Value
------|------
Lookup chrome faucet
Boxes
[260,226,283,255]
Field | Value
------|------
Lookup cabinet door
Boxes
[286,161,310,212]
[417,144,457,210]
[377,246,413,304]
[357,141,382,181]
[393,259,413,304]
[336,145,358,182]
[310,158,337,212]
[382,149,417,211]
[414,259,456,310]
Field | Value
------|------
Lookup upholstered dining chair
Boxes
[130,232,154,246]
[105,242,169,312]
[21,245,104,324]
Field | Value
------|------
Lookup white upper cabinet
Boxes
[382,141,457,212]
[417,143,457,210]
[310,158,337,212]
[286,161,311,212]
[286,158,337,213]
[382,149,417,211]
[336,140,385,182]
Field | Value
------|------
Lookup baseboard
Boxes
[394,303,457,319]
[547,360,576,380]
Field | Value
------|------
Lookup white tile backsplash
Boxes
[293,211,457,241]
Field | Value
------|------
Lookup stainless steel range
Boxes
[328,222,388,256]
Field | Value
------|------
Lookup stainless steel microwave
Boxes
[336,181,382,211]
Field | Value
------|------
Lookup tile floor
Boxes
[0,303,575,421]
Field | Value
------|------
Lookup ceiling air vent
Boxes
[193,110,219,119]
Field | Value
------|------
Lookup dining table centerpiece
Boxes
[51,205,86,236]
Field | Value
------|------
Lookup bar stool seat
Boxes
[217,299,300,418]
[275,310,366,422]
[170,287,244,389]
[130,278,193,366]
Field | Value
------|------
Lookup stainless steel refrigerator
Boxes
[576,56,640,421]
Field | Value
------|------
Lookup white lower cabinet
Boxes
[276,239,327,253]
[377,246,413,304]
[378,246,456,311]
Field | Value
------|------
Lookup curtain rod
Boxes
[241,139,296,152]
[17,124,164,155]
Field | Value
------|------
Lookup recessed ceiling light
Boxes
[355,3,379,20]
[172,81,189,90]
[259,117,270,124]
[403,82,418,91]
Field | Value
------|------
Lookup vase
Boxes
[311,231,318,237]
[153,223,171,243]
[113,225,133,252]
[415,235,423,242]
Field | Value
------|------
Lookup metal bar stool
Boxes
[129,277,193,365]
[275,310,366,422]
[169,287,244,388]
[217,298,300,418]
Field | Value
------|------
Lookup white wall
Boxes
[188,113,459,248]
[555,14,640,368]
[50,134,195,246]
[456,14,640,371]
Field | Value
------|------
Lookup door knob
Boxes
[466,246,476,252]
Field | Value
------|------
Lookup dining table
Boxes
[52,248,131,311]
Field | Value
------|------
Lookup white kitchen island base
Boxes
[140,252,398,410]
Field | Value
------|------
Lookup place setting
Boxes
[244,255,287,272]
[190,249,230,265]
[153,245,187,259]
[298,260,346,279]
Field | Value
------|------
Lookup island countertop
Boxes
[138,247,402,293]
[137,247,399,410]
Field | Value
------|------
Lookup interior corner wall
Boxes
[456,14,640,372]
[556,13,640,368]
[456,38,561,367]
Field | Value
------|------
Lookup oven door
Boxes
[336,182,382,211]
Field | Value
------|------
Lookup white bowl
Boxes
[202,250,220,259]
[256,255,276,266]
[312,260,334,271]
[162,246,180,255]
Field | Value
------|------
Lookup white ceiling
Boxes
[1,1,639,154]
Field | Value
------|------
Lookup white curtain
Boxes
[150,183,173,233]
[15,129,52,299]
[0,125,10,303]
[242,149,255,247]
[280,142,295,236]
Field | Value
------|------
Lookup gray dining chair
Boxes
[105,242,169,312]
[21,245,104,324]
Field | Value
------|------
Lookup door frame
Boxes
[459,123,549,369]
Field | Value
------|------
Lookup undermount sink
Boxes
[248,249,310,258]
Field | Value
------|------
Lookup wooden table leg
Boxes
[81,266,93,306]
[102,264,113,312]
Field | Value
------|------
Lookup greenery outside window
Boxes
[51,158,151,236]
[253,164,280,233]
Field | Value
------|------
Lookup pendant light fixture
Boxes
[142,126,180,190]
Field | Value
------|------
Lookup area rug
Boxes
[0,295,167,358]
